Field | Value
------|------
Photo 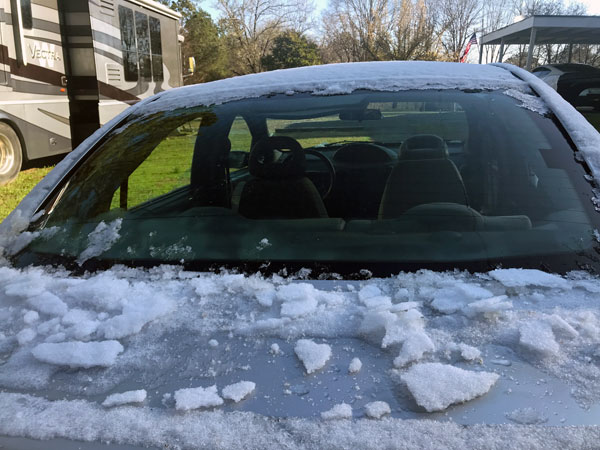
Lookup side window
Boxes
[135,12,151,81]
[110,120,198,210]
[228,116,253,152]
[118,6,138,82]
[20,0,32,30]
[149,17,163,82]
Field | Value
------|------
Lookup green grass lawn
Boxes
[0,166,54,222]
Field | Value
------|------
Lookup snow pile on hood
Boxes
[1,266,600,448]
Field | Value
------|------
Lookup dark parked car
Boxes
[532,63,600,110]
[1,62,600,449]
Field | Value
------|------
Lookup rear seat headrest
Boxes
[249,136,305,179]
[400,134,448,160]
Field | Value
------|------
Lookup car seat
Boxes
[378,134,469,218]
[233,136,328,219]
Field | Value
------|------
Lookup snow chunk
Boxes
[489,269,569,289]
[519,321,560,357]
[16,328,36,345]
[358,285,392,310]
[506,407,548,425]
[393,332,435,368]
[31,341,124,368]
[348,357,362,374]
[365,401,391,419]
[401,363,499,412]
[174,385,223,410]
[463,295,512,319]
[222,381,256,402]
[270,343,281,355]
[278,284,318,318]
[102,390,147,407]
[321,403,352,420]
[77,219,122,264]
[26,292,68,316]
[23,310,39,324]
[208,339,219,347]
[457,343,481,361]
[295,339,331,374]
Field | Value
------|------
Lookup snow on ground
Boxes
[174,385,224,411]
[0,264,600,447]
[102,389,147,407]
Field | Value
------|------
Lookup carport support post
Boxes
[526,27,537,70]
[568,43,573,63]
[479,42,484,64]
[498,39,505,63]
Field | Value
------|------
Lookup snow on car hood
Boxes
[1,266,600,448]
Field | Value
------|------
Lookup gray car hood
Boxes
[1,265,600,449]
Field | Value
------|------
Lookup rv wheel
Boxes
[0,123,23,185]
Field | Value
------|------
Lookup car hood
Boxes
[1,266,600,449]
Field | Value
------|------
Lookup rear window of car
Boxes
[17,89,600,276]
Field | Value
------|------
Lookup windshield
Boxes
[15,89,600,275]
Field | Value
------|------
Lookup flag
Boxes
[460,33,478,63]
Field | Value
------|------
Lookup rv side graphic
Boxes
[0,0,183,184]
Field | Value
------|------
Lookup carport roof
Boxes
[482,15,600,46]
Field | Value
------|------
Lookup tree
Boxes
[217,0,314,74]
[158,0,229,83]
[261,31,321,70]
[438,0,482,61]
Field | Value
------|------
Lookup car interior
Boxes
[25,89,599,270]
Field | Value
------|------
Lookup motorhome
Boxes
[0,0,183,184]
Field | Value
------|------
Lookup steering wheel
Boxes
[304,149,336,199]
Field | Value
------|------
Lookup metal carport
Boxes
[480,15,600,70]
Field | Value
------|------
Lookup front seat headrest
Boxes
[400,134,448,160]
[249,136,305,179]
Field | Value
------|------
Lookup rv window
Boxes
[149,17,163,82]
[135,12,151,81]
[118,5,138,82]
[20,0,32,30]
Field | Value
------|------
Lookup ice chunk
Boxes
[31,340,124,368]
[174,385,223,410]
[364,401,391,419]
[506,407,548,424]
[16,328,36,345]
[358,285,392,310]
[463,295,512,319]
[294,339,331,374]
[278,284,318,318]
[208,339,219,347]
[270,343,281,355]
[519,321,559,357]
[102,389,147,407]
[458,343,481,361]
[26,292,68,316]
[23,310,39,324]
[77,219,122,264]
[546,314,579,339]
[321,403,352,420]
[489,269,569,289]
[401,363,499,412]
[222,381,256,402]
[348,357,362,374]
[393,332,435,368]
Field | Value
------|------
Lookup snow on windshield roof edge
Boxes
[494,63,600,178]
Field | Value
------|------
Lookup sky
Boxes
[581,0,600,15]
